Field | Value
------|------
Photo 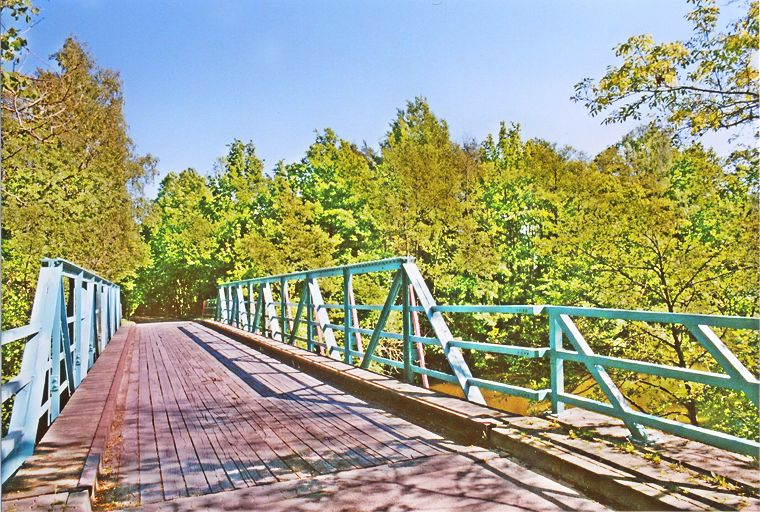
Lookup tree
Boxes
[573,0,758,138]
[132,169,217,318]
[376,97,497,300]
[546,126,758,430]
[232,171,338,278]
[284,128,379,262]
[208,139,268,273]
[1,0,38,95]
[2,39,154,328]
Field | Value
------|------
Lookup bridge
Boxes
[1,257,758,511]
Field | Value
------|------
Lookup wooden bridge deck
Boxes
[3,322,605,511]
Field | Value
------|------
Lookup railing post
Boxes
[247,283,253,330]
[99,284,108,353]
[216,287,224,322]
[402,269,413,383]
[306,275,314,352]
[549,309,565,415]
[49,275,63,422]
[232,285,239,328]
[348,280,363,353]
[59,281,75,395]
[409,285,429,389]
[109,287,116,338]
[84,282,96,368]
[73,272,84,387]
[117,287,122,328]
[343,268,352,364]
[280,277,289,341]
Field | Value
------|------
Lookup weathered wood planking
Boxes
[100,322,457,506]
[96,322,606,511]
[2,323,137,503]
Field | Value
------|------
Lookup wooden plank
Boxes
[184,326,380,470]
[79,319,138,491]
[151,328,240,492]
[178,334,340,477]
[235,354,408,465]
[136,329,164,504]
[159,325,291,485]
[143,326,187,501]
[115,325,142,502]
[187,324,373,474]
[162,336,268,488]
[192,324,442,461]
[135,452,605,512]
[148,333,214,497]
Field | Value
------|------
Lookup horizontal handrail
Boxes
[42,257,119,287]
[219,257,413,287]
[543,305,758,330]
[1,324,42,346]
[213,257,760,457]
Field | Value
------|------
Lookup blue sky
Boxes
[21,0,743,197]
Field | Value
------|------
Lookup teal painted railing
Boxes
[213,257,760,457]
[1,258,122,484]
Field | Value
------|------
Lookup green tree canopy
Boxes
[2,38,154,327]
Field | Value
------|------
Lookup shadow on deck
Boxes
[1,321,757,511]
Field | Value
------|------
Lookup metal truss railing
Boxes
[1,258,122,483]
[212,257,759,457]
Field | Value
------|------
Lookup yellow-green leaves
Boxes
[574,0,758,138]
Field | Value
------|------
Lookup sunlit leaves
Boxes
[2,39,154,327]
[573,0,758,138]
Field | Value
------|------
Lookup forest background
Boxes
[1,0,757,439]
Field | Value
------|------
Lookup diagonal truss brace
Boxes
[235,285,247,329]
[557,313,649,443]
[402,263,486,405]
[686,322,760,407]
[289,284,309,345]
[262,283,281,341]
[308,278,339,358]
[360,270,403,370]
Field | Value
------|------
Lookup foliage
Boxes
[131,169,217,318]
[544,125,758,431]
[1,0,38,95]
[2,1,757,441]
[376,98,498,300]
[573,0,759,138]
[2,39,154,329]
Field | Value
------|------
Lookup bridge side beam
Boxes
[3,267,61,482]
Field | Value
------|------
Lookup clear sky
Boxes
[21,0,743,197]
